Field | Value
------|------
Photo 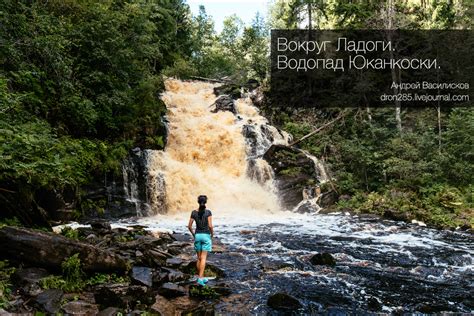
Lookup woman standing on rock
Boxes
[187,195,214,286]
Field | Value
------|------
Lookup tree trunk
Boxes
[437,105,442,153]
[0,226,129,273]
[387,0,402,133]
[308,2,312,31]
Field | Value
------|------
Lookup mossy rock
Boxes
[180,262,225,278]
[189,284,220,299]
[213,84,241,99]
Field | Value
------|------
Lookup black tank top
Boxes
[191,209,212,234]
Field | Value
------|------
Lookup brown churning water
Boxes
[147,79,282,215]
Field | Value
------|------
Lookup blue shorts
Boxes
[194,233,212,252]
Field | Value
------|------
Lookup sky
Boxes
[187,0,269,32]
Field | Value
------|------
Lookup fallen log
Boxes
[189,76,231,83]
[0,226,129,273]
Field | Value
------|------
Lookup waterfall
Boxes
[121,79,330,216]
[145,79,283,215]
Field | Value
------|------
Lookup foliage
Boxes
[40,254,86,292]
[268,0,470,29]
[0,261,16,309]
[86,273,128,286]
[0,217,21,229]
[188,7,269,82]
[60,226,79,240]
[39,275,68,291]
[0,0,192,222]
[61,253,85,292]
[189,285,219,299]
[284,106,474,228]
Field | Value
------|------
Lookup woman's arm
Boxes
[187,218,195,237]
[208,216,214,238]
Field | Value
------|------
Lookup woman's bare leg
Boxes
[196,251,202,277]
[198,251,208,278]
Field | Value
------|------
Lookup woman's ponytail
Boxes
[197,195,207,217]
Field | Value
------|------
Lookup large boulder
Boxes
[263,145,319,210]
[94,284,152,309]
[62,300,99,315]
[131,266,153,287]
[158,283,187,298]
[213,84,241,99]
[13,267,49,297]
[267,292,302,311]
[310,253,336,266]
[0,226,129,272]
[211,96,236,114]
[33,289,64,314]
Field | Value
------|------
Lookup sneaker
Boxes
[196,278,206,286]
[202,278,209,283]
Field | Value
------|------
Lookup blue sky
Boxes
[187,0,269,32]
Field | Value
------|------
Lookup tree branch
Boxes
[289,111,348,147]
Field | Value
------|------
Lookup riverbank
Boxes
[0,222,231,314]
[1,211,472,314]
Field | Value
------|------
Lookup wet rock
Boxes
[212,96,236,114]
[0,226,129,273]
[166,257,183,267]
[94,284,151,309]
[158,283,187,298]
[14,267,49,286]
[157,295,215,315]
[146,249,171,266]
[212,237,227,253]
[367,296,382,311]
[263,144,319,210]
[213,84,241,99]
[14,267,49,297]
[162,268,188,283]
[97,307,123,316]
[150,295,177,315]
[171,233,192,242]
[34,289,63,313]
[260,257,293,271]
[295,200,320,214]
[89,220,112,231]
[239,230,256,235]
[319,190,339,208]
[131,266,153,287]
[153,269,188,287]
[213,283,232,296]
[310,253,336,266]
[383,209,410,222]
[267,293,302,311]
[153,271,169,286]
[62,300,99,315]
[245,79,259,90]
